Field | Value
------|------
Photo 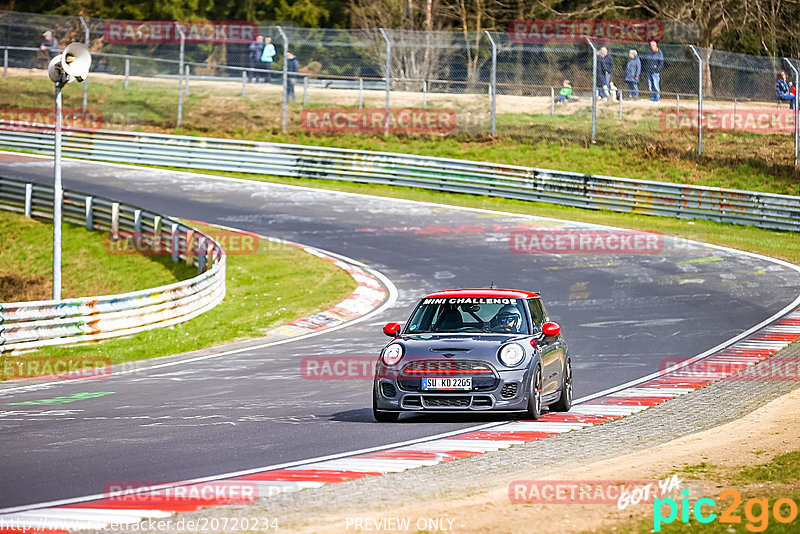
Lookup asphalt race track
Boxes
[1,154,799,510]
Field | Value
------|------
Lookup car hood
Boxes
[396,333,529,357]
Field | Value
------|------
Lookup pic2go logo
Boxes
[654,489,799,532]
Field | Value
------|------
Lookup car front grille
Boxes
[501,383,518,399]
[423,396,471,407]
[401,360,495,376]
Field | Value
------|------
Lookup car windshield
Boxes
[405,297,530,334]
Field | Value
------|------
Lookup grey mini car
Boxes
[373,288,572,422]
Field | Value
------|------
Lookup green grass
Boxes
[12,222,356,367]
[2,73,798,195]
[600,452,800,533]
[0,210,195,301]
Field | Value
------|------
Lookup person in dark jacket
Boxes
[286,51,299,102]
[248,35,264,82]
[644,40,664,102]
[595,46,613,101]
[776,71,795,109]
[624,49,641,99]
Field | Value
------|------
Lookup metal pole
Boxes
[302,74,308,107]
[785,58,799,169]
[53,80,63,301]
[485,30,496,136]
[587,37,597,142]
[3,48,6,78]
[379,28,391,136]
[124,57,129,89]
[175,23,185,128]
[676,94,680,116]
[80,17,89,112]
[551,87,554,115]
[276,26,288,134]
[619,88,623,120]
[423,80,427,109]
[184,65,190,95]
[359,77,364,108]
[690,45,703,155]
[241,70,247,99]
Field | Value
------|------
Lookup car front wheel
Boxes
[526,365,543,420]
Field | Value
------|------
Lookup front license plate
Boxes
[421,377,472,390]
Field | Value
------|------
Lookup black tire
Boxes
[373,386,400,422]
[551,359,573,412]
[526,365,543,420]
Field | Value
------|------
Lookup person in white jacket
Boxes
[260,37,277,84]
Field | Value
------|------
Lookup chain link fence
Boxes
[1,9,798,169]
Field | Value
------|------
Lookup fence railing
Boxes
[1,124,798,232]
[0,175,226,352]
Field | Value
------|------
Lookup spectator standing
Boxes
[260,37,277,84]
[38,30,60,69]
[596,46,613,101]
[776,71,795,109]
[286,51,299,102]
[644,40,664,102]
[624,49,641,99]
[556,79,572,104]
[248,35,264,82]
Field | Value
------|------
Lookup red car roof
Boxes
[423,288,540,299]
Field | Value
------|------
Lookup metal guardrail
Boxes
[0,175,226,352]
[0,124,799,231]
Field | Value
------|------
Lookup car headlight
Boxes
[498,343,525,367]
[382,343,404,366]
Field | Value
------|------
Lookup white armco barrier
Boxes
[0,176,226,352]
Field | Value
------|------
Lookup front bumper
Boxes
[374,366,531,412]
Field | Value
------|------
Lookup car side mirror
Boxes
[383,322,401,337]
[542,321,561,337]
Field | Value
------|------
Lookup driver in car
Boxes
[491,304,521,333]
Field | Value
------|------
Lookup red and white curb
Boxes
[2,307,798,533]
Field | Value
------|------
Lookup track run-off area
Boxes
[1,153,800,520]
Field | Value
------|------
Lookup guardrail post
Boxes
[690,45,703,155]
[84,195,92,230]
[185,229,195,266]
[241,70,247,99]
[175,22,185,128]
[133,209,142,245]
[197,236,207,272]
[124,58,130,90]
[153,215,162,251]
[586,37,597,142]
[79,17,90,112]
[24,183,32,217]
[171,222,179,263]
[379,28,391,136]
[302,75,308,107]
[485,31,497,137]
[276,26,289,134]
[358,78,363,108]
[785,58,799,169]
[111,202,119,240]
